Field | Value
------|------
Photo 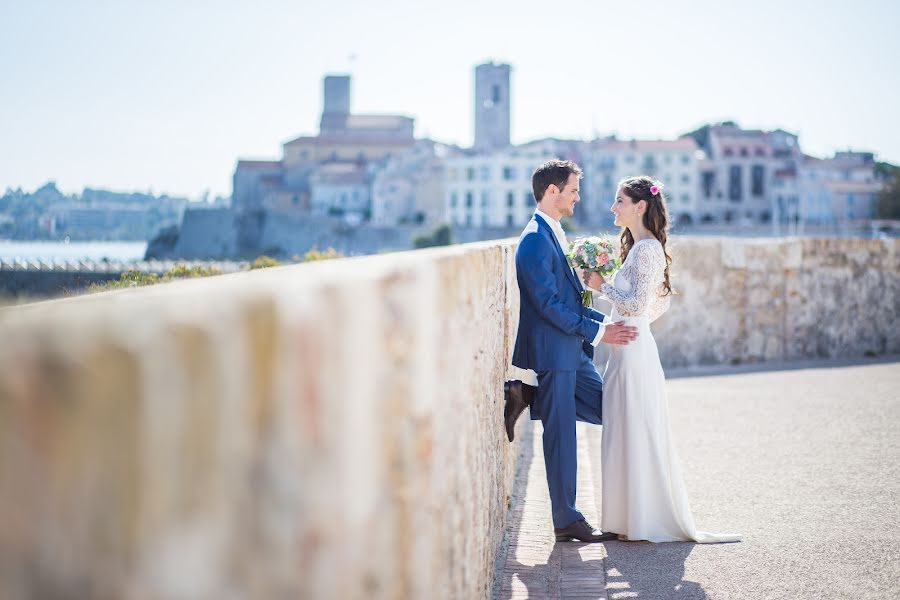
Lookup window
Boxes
[729,165,742,202]
[507,213,514,226]
[451,192,458,208]
[681,154,690,165]
[481,191,489,207]
[492,85,501,103]
[751,165,764,197]
[682,194,690,204]
[467,168,475,181]
[524,191,533,205]
[507,191,514,207]
[503,166,515,180]
[465,192,473,208]
[681,174,690,184]
[625,154,635,164]
[723,147,734,157]
[740,147,749,157]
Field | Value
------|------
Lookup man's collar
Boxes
[534,208,561,231]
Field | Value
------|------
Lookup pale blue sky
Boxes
[1,0,898,198]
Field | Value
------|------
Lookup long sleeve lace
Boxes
[599,240,669,320]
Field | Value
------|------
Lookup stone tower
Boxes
[474,62,511,152]
[320,74,351,133]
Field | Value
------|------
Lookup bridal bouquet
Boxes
[566,236,621,307]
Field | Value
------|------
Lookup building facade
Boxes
[581,138,701,226]
[444,139,582,228]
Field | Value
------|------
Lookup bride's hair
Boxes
[618,175,674,296]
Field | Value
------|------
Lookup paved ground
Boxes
[493,357,900,600]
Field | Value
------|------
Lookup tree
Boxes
[413,224,452,249]
[875,162,900,219]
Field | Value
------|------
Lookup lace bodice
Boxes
[599,239,671,322]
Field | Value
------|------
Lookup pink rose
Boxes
[599,252,609,265]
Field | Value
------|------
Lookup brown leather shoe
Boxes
[554,519,617,543]
[503,380,536,442]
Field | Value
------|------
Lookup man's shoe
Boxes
[554,519,617,543]
[503,380,536,442]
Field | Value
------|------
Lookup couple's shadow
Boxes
[497,541,704,600]
[494,423,706,600]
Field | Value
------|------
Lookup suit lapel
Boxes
[534,214,582,294]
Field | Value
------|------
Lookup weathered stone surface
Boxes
[646,236,898,367]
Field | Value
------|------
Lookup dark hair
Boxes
[618,175,673,296]
[531,159,582,202]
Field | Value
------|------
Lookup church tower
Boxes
[474,62,511,152]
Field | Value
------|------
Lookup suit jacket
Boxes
[512,213,606,371]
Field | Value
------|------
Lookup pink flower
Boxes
[599,252,609,265]
[650,185,660,196]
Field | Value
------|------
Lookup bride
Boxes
[582,176,741,544]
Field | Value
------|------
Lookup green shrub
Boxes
[85,263,221,294]
[413,224,452,249]
[250,255,283,269]
[303,247,343,262]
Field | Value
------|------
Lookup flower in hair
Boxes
[650,184,660,196]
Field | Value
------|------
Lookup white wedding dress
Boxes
[597,238,741,543]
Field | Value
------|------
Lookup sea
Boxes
[0,240,148,262]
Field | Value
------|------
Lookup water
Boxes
[0,240,148,261]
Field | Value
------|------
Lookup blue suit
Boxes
[512,213,608,528]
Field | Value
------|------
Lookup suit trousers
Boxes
[533,353,604,529]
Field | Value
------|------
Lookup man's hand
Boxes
[601,321,639,345]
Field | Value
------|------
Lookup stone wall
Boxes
[0,236,896,599]
[0,241,523,599]
[644,237,899,367]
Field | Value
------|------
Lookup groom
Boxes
[504,159,638,543]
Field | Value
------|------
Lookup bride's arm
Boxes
[597,243,663,317]
[647,293,671,323]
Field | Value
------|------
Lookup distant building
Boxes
[310,162,371,222]
[686,123,804,225]
[232,74,416,221]
[371,140,460,226]
[229,74,418,253]
[800,151,881,224]
[444,139,581,228]
[474,62,511,153]
[581,137,700,226]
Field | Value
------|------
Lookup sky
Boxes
[1,0,899,199]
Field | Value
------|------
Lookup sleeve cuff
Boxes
[590,321,606,346]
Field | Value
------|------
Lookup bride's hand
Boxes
[582,270,605,290]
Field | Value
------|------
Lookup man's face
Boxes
[553,173,580,218]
